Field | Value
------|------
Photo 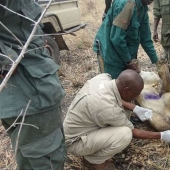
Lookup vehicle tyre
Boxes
[43,35,60,64]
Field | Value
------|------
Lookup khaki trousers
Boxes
[67,126,132,164]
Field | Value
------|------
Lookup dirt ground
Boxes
[0,0,170,170]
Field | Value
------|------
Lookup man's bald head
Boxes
[116,70,144,102]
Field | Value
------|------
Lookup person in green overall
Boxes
[93,0,158,79]
[0,0,67,170]
[153,0,170,61]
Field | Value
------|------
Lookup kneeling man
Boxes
[64,70,170,170]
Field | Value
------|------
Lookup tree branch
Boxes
[0,0,53,92]
[14,100,31,158]
[0,22,23,47]
[0,53,15,64]
[0,4,36,24]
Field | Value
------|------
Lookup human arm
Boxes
[132,128,160,139]
[110,1,141,73]
[153,0,161,42]
[122,100,136,110]
[122,100,170,141]
[110,0,135,64]
[132,129,170,142]
[104,0,112,14]
[153,18,160,42]
[110,25,131,63]
[110,27,140,72]
[139,12,158,64]
[102,0,112,21]
[122,100,152,121]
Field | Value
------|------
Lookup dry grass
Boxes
[0,0,169,170]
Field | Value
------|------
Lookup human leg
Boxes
[67,126,132,164]
[163,46,170,62]
[2,106,67,170]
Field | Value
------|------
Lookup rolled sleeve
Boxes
[153,0,161,18]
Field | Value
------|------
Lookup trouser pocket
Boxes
[19,128,67,170]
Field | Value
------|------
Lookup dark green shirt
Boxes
[93,0,158,68]
[0,0,65,118]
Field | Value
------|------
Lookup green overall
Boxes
[93,0,158,78]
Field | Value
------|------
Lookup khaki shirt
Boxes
[153,0,170,46]
[63,74,134,142]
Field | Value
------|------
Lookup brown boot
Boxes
[83,158,115,170]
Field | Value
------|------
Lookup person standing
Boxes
[0,0,66,169]
[93,0,158,79]
[153,0,170,61]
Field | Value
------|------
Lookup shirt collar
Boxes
[112,80,122,107]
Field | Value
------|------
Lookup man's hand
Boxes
[126,59,141,73]
[133,106,153,121]
[153,31,159,42]
[160,130,170,142]
[102,13,106,21]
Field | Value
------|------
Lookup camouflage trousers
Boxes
[2,106,67,170]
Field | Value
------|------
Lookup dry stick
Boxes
[25,45,47,54]
[14,123,39,129]
[14,100,31,158]
[0,22,23,47]
[4,109,23,134]
[0,53,15,63]
[34,32,74,36]
[0,4,36,24]
[0,0,53,92]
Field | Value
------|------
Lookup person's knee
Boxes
[120,126,132,147]
[110,126,132,152]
